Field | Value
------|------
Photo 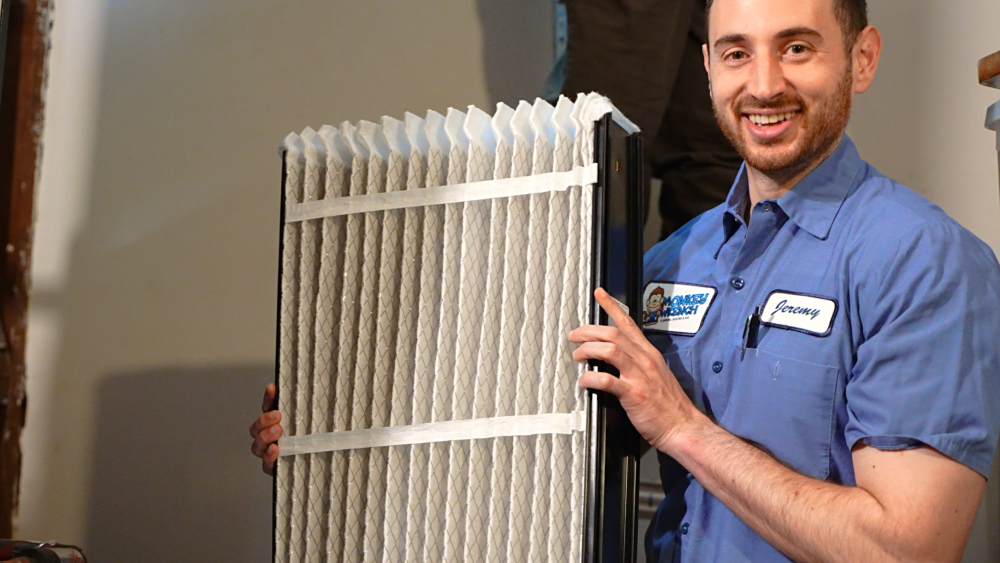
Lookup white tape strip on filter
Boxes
[278,411,587,457]
[285,162,598,223]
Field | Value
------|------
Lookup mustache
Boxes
[733,94,804,113]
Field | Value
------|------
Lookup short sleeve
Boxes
[845,220,1000,477]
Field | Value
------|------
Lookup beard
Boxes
[713,66,854,181]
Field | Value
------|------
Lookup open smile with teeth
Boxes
[746,111,798,126]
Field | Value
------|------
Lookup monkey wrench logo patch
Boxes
[642,282,717,335]
[761,291,837,336]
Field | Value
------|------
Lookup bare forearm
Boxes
[669,418,909,563]
[571,290,981,562]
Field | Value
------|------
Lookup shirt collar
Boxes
[721,135,864,241]
[722,165,750,242]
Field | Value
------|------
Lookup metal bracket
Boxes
[987,101,1000,152]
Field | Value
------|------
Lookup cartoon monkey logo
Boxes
[643,287,666,326]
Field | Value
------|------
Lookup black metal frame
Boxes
[584,114,644,563]
[271,151,287,563]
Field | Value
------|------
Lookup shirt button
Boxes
[681,522,690,535]
[731,278,745,290]
[762,202,772,212]
[712,361,723,373]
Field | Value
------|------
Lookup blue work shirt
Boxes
[643,135,1000,562]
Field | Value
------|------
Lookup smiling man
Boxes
[570,0,1000,561]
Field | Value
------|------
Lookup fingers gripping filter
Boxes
[274,94,644,563]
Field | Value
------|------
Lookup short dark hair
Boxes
[705,0,868,52]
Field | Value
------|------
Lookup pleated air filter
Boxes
[274,93,644,563]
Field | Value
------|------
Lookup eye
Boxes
[787,43,810,56]
[724,49,749,63]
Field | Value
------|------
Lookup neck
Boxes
[742,137,842,224]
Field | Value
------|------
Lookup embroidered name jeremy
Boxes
[770,299,821,320]
[760,291,837,336]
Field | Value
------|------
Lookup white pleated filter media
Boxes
[275,93,636,563]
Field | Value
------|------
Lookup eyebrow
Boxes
[713,33,749,51]
[713,26,825,51]
[776,26,823,41]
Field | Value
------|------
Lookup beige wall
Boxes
[15,0,999,561]
[849,1,1000,250]
[17,0,552,560]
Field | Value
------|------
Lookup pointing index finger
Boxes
[595,287,640,336]
[595,287,664,357]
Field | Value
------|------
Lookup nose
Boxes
[748,52,787,102]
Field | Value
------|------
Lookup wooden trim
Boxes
[980,50,1000,89]
[0,0,50,537]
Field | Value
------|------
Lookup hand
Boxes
[569,288,706,455]
[250,383,282,475]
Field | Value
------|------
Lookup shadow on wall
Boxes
[24,0,554,557]
[85,365,273,562]
[965,451,1000,563]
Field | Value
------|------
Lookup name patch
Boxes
[761,291,837,336]
[642,282,717,335]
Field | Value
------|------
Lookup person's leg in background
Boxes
[558,0,691,231]
[651,0,743,240]
[560,0,692,142]
[554,0,742,244]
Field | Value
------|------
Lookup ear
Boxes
[703,44,714,99]
[852,26,882,94]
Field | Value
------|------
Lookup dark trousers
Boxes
[560,0,743,241]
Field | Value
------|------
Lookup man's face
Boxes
[705,0,855,178]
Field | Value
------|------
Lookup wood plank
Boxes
[0,0,49,537]
[980,50,1000,89]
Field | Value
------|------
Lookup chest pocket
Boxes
[718,349,839,479]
